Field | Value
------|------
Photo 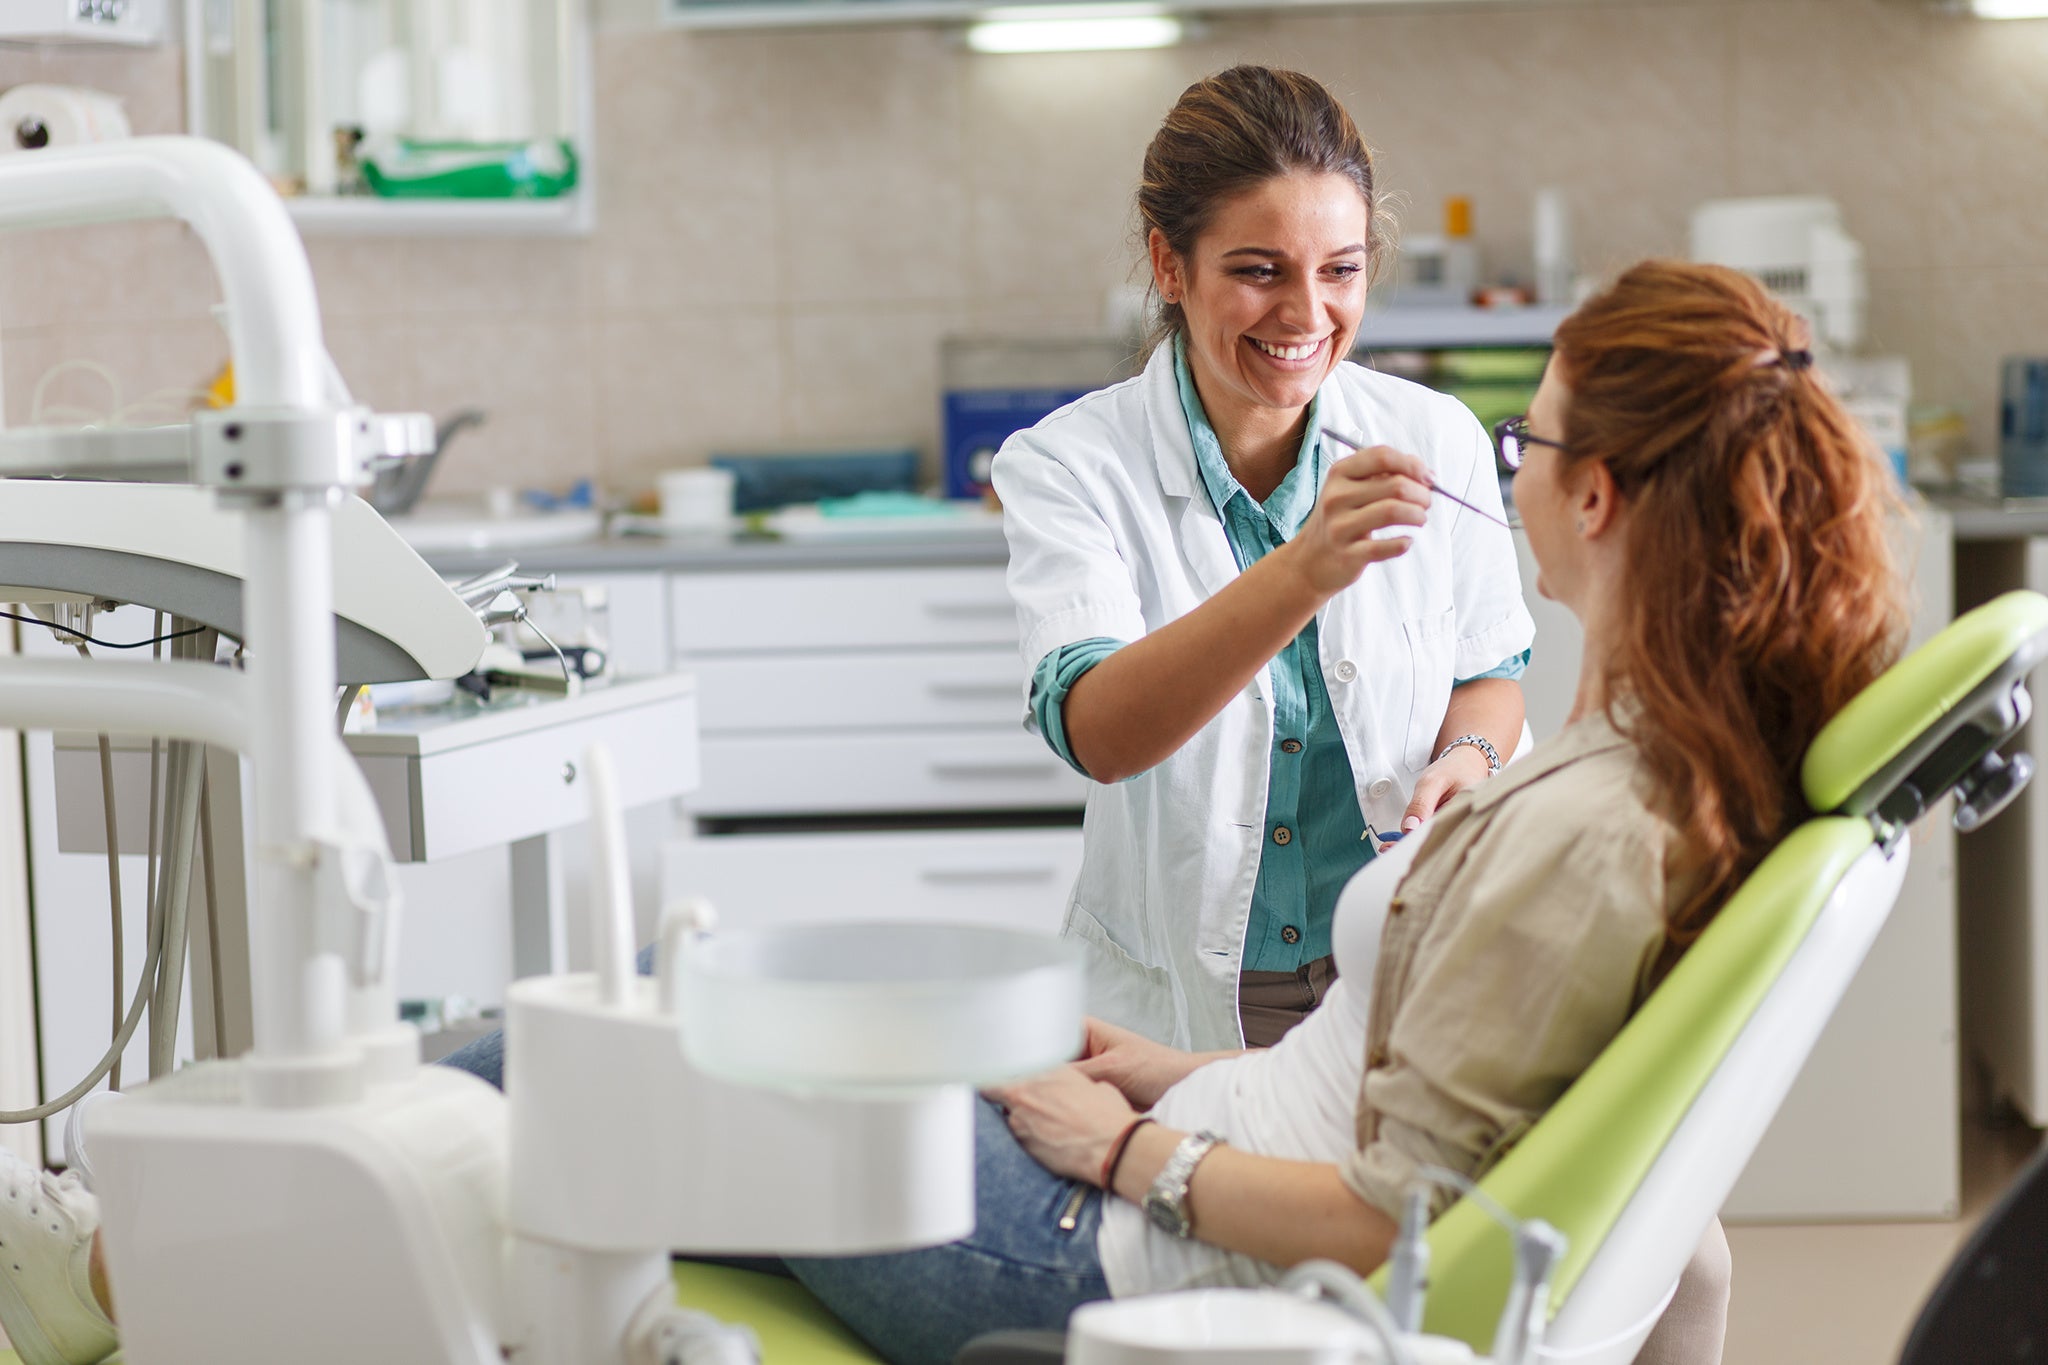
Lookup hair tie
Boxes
[1782,349,1813,372]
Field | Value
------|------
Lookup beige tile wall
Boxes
[2,0,2044,496]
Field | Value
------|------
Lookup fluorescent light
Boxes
[966,5,1185,51]
[1970,0,2048,16]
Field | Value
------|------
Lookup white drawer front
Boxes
[693,730,1086,816]
[366,692,700,861]
[672,567,1017,656]
[666,827,1081,934]
[692,650,1023,734]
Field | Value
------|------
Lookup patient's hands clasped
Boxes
[1073,1018,1215,1109]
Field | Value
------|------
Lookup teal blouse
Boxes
[1028,337,1528,974]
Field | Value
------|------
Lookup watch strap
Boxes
[1437,733,1502,774]
[1142,1129,1226,1239]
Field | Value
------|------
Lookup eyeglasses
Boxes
[1493,416,1569,472]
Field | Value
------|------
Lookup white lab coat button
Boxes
[1369,777,1394,800]
[1333,660,1358,683]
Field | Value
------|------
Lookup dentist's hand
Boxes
[1399,741,1494,833]
[1074,1017,1212,1110]
[1285,446,1434,598]
[985,1065,1136,1187]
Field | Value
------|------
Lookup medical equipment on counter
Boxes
[1691,196,1866,351]
[0,136,1084,1365]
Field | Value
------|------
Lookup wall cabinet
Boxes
[184,0,595,236]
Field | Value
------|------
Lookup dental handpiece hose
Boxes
[1490,1218,1566,1365]
[1384,1185,1432,1334]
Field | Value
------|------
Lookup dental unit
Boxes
[2,136,2044,1365]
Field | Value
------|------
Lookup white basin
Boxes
[679,922,1085,1094]
[389,503,603,555]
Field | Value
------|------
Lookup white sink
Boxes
[388,503,603,555]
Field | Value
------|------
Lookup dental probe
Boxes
[1320,427,1513,530]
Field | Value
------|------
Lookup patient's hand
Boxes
[985,1065,1136,1187]
[1073,1017,1216,1110]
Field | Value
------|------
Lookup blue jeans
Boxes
[440,1014,1109,1365]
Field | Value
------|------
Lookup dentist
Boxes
[995,66,1535,1050]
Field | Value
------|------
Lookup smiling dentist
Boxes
[994,66,1535,1051]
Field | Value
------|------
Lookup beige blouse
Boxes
[1340,707,1702,1220]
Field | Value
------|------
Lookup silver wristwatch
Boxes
[1143,1129,1226,1239]
[1436,733,1502,775]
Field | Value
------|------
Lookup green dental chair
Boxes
[662,589,2048,1364]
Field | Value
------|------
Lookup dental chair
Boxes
[653,588,2048,1365]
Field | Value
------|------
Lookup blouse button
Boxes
[1333,660,1358,683]
[1388,897,1405,916]
[1281,925,1301,945]
[1273,826,1293,846]
[1368,1046,1389,1069]
[1280,738,1303,754]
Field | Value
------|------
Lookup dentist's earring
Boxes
[1575,518,1586,534]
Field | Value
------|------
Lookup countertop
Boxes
[1921,491,2048,542]
[416,490,2048,579]
[420,525,1012,577]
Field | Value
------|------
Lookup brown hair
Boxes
[1137,66,1388,350]
[1552,260,1907,956]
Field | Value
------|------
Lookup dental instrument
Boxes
[1321,426,1513,529]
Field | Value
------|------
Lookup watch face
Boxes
[1144,1191,1189,1239]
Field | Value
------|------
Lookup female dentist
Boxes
[994,65,1535,1051]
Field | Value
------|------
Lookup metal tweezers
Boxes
[1320,426,1512,530]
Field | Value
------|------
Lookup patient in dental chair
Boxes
[0,259,1905,1365]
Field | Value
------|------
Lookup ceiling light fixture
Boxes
[965,4,1186,52]
[1967,0,2048,16]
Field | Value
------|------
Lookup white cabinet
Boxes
[665,562,1087,930]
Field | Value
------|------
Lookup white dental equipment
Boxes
[0,136,1083,1365]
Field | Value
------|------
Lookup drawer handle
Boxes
[929,760,1062,781]
[923,600,1014,619]
[928,681,1017,700]
[919,866,1058,885]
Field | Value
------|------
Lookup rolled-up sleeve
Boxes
[1029,637,1125,775]
[993,432,1150,682]
[1340,814,1668,1220]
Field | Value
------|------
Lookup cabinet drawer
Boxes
[693,730,1086,816]
[666,827,1081,935]
[672,567,1017,655]
[692,650,1023,733]
[353,682,700,862]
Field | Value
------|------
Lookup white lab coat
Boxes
[992,343,1536,1051]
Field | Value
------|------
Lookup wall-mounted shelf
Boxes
[284,193,593,238]
[1354,305,1569,351]
[184,1,595,238]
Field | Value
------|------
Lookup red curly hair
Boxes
[1552,260,1908,955]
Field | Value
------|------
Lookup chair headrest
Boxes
[1803,591,2048,828]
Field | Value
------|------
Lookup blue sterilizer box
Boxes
[942,337,1139,500]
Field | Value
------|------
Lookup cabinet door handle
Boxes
[928,760,1062,781]
[919,865,1059,885]
[927,680,1017,700]
[923,599,1013,619]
